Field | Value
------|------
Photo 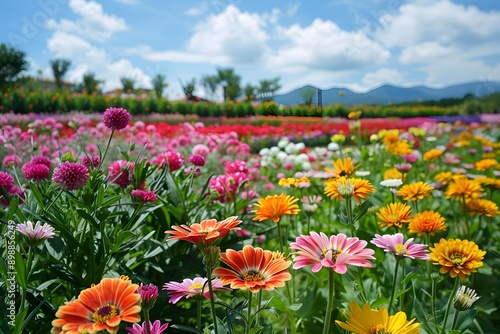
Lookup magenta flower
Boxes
[2,154,20,167]
[192,144,210,157]
[152,151,185,171]
[30,156,52,168]
[16,221,55,241]
[370,233,430,260]
[188,154,206,167]
[126,320,168,334]
[163,277,230,304]
[52,162,89,190]
[102,107,131,130]
[137,283,159,302]
[22,162,50,181]
[0,171,15,189]
[80,155,100,169]
[131,189,157,202]
[108,160,135,188]
[290,232,375,274]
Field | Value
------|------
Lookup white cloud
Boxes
[184,7,203,16]
[113,0,138,4]
[287,3,300,17]
[46,0,128,42]
[267,19,390,73]
[362,68,404,88]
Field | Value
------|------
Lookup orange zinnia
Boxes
[423,149,443,161]
[397,181,433,201]
[474,158,498,171]
[52,277,141,333]
[325,157,359,178]
[166,216,241,248]
[430,238,486,280]
[324,176,375,204]
[444,178,483,201]
[466,199,499,217]
[376,202,413,228]
[409,210,447,236]
[252,194,300,223]
[213,245,292,293]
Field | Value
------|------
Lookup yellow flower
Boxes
[252,194,300,223]
[348,110,362,120]
[409,210,447,237]
[474,177,500,190]
[386,140,413,156]
[376,202,413,228]
[331,134,346,143]
[397,181,433,201]
[466,199,499,217]
[335,301,421,334]
[278,177,296,187]
[474,158,498,171]
[434,172,466,186]
[384,168,403,180]
[430,238,486,280]
[409,127,426,137]
[444,178,483,201]
[380,129,400,144]
[324,177,375,204]
[423,149,443,161]
[325,157,359,178]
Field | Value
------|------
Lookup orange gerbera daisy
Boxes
[423,149,444,161]
[252,194,300,223]
[325,157,360,178]
[429,238,486,280]
[474,158,498,171]
[52,277,141,334]
[376,202,413,228]
[466,199,499,217]
[409,210,447,237]
[166,216,241,248]
[213,245,292,293]
[444,178,483,201]
[397,181,433,201]
[324,176,375,204]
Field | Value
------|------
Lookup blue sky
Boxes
[1,0,500,100]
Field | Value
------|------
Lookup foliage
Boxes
[0,43,29,90]
[50,59,71,90]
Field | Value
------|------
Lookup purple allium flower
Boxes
[16,221,55,241]
[137,283,159,302]
[30,156,52,168]
[2,154,20,167]
[22,162,50,181]
[126,320,168,334]
[80,155,100,169]
[102,107,131,131]
[188,154,205,167]
[131,189,157,202]
[52,162,89,190]
[108,160,135,188]
[371,233,430,260]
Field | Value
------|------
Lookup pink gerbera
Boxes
[290,232,375,273]
[163,277,229,304]
[126,320,168,334]
[371,233,430,260]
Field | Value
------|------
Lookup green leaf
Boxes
[457,309,476,331]
[165,172,182,206]
[29,182,45,208]
[14,306,28,334]
[76,209,98,229]
[249,326,264,334]
[169,324,203,333]
[287,303,303,311]
[14,251,27,290]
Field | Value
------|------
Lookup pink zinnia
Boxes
[290,232,375,273]
[102,107,131,130]
[16,221,55,241]
[80,155,100,169]
[370,233,430,260]
[402,153,418,164]
[163,277,230,304]
[22,162,50,181]
[131,189,157,202]
[394,163,412,173]
[52,162,89,190]
[108,160,135,188]
[126,320,168,334]
[188,154,205,167]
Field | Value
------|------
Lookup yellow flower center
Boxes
[395,244,408,255]
[242,270,265,282]
[189,282,204,291]
[92,304,118,324]
[370,324,391,334]
[321,248,342,262]
[450,253,465,265]
[337,182,354,197]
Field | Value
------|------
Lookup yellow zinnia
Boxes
[423,149,443,161]
[466,199,499,217]
[384,168,403,180]
[397,181,433,201]
[444,178,483,201]
[324,176,375,204]
[430,238,486,280]
[376,202,413,228]
[336,301,421,334]
[252,194,300,223]
[325,157,359,178]
[474,158,498,171]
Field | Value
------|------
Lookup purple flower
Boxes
[131,189,157,202]
[102,107,131,130]
[52,162,89,190]
[22,162,50,181]
[16,221,55,241]
[188,154,206,167]
[370,233,430,260]
[126,320,169,334]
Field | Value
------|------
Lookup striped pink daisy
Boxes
[371,233,430,260]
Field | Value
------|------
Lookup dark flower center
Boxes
[92,304,118,324]
[243,270,264,282]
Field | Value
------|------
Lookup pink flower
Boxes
[22,162,50,181]
[189,154,206,167]
[102,107,131,130]
[108,160,135,188]
[284,162,294,170]
[126,321,168,334]
[131,189,157,202]
[0,171,15,189]
[136,283,159,302]
[153,151,185,171]
[16,221,55,241]
[163,277,230,304]
[370,233,430,260]
[402,153,418,164]
[394,163,412,173]
[225,159,248,174]
[290,232,375,274]
[30,156,52,168]
[2,154,20,167]
[192,144,210,157]
[80,155,100,169]
[52,162,89,190]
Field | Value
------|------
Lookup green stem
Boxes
[400,260,405,311]
[431,275,438,328]
[276,221,284,253]
[45,188,65,212]
[206,268,219,334]
[322,269,335,334]
[144,308,151,334]
[197,298,202,332]
[462,196,469,237]
[357,267,368,303]
[451,309,460,331]
[441,278,460,334]
[246,291,253,334]
[346,198,354,237]
[99,129,115,169]
[255,290,262,326]
[388,257,401,313]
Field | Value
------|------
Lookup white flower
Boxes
[355,171,371,177]
[259,148,270,156]
[269,146,281,156]
[327,142,339,151]
[380,179,403,188]
[285,143,298,154]
[454,286,479,311]
[313,147,328,156]
[277,138,290,148]
[295,142,305,151]
[300,161,312,170]
[276,151,288,163]
[426,136,437,142]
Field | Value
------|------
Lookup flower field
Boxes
[1,109,499,334]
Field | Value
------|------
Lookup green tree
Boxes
[0,43,29,90]
[301,87,316,106]
[76,72,102,95]
[201,74,219,101]
[120,77,135,94]
[50,59,71,90]
[257,77,281,101]
[180,78,196,100]
[152,73,168,99]
[244,84,256,101]
[216,67,241,101]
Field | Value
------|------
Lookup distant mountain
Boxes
[271,81,500,106]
